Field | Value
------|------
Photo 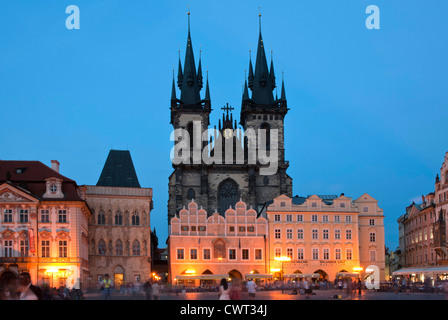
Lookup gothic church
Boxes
[168,13,293,225]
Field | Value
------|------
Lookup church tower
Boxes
[168,12,293,227]
[240,13,292,203]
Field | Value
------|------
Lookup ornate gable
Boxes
[0,183,38,204]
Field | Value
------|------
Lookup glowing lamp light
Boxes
[270,268,281,273]
[185,269,196,274]
[46,268,59,274]
[275,256,292,262]
[353,267,363,272]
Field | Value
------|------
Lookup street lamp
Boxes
[274,256,291,293]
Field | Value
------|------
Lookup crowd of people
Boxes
[0,271,83,300]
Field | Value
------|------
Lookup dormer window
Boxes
[43,178,64,199]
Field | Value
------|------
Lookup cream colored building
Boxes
[84,150,153,291]
[266,193,385,285]
[168,199,269,285]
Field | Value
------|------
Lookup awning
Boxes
[392,266,448,276]
[175,274,230,280]
[336,272,361,278]
[245,274,273,279]
[284,273,320,278]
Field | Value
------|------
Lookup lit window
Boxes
[59,240,67,258]
[42,240,51,258]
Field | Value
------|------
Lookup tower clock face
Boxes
[224,128,233,139]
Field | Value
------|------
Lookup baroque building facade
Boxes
[395,151,448,282]
[266,194,386,285]
[168,13,293,228]
[0,160,91,289]
[84,150,153,291]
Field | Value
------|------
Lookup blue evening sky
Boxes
[1,0,447,250]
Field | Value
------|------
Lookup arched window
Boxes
[115,240,123,256]
[98,210,106,225]
[132,240,141,256]
[132,212,140,226]
[98,240,106,255]
[217,178,239,215]
[115,211,123,225]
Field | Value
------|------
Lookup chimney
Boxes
[51,160,60,173]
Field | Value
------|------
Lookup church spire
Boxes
[197,50,203,90]
[179,10,202,106]
[248,50,254,89]
[204,70,210,101]
[251,12,274,104]
[171,69,177,101]
[280,72,286,101]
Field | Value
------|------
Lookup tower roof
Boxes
[250,13,275,104]
[178,11,202,106]
[96,150,141,188]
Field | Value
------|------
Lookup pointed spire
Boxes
[270,50,276,89]
[179,10,202,106]
[248,51,254,89]
[280,71,286,101]
[251,11,274,104]
[242,77,250,101]
[197,50,203,89]
[171,69,177,100]
[204,70,210,101]
[177,51,183,89]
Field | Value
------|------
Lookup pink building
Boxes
[168,200,269,286]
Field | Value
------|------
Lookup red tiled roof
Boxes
[0,160,83,201]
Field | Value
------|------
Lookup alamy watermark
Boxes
[170,121,279,176]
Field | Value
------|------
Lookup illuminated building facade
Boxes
[168,199,269,285]
[394,151,448,281]
[84,150,153,291]
[266,194,386,284]
[0,160,91,289]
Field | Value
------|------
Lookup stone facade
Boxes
[168,15,293,226]
[84,186,152,290]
